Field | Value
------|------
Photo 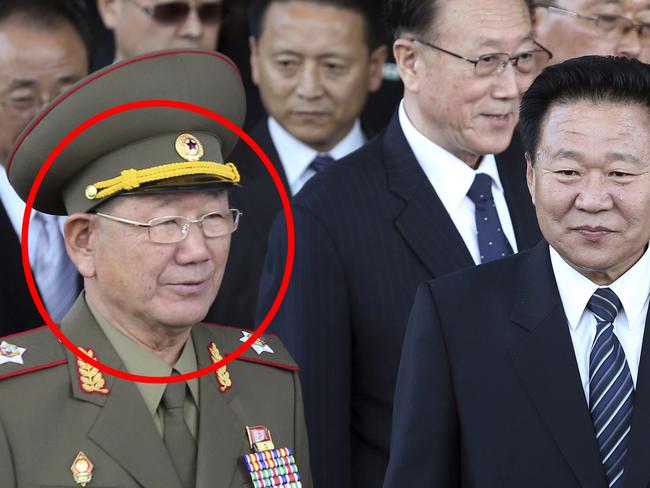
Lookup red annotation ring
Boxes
[20,99,295,384]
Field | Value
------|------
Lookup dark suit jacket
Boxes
[384,241,650,487]
[206,119,288,328]
[0,202,49,336]
[255,112,543,488]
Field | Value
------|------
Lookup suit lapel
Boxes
[617,308,650,487]
[384,113,474,277]
[496,130,542,251]
[233,119,288,248]
[509,243,608,488]
[193,326,248,488]
[62,298,183,488]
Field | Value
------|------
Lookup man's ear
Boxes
[393,37,420,93]
[249,36,261,86]
[525,152,536,206]
[96,0,121,29]
[367,45,389,93]
[64,213,97,278]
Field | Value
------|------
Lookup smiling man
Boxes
[384,55,650,487]
[0,50,311,488]
[256,0,548,486]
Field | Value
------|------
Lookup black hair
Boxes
[384,0,437,39]
[0,0,92,69]
[248,0,384,51]
[520,55,650,163]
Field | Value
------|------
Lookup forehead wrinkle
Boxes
[474,34,534,51]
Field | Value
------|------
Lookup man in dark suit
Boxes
[384,55,650,487]
[206,0,387,328]
[0,0,90,335]
[256,0,550,485]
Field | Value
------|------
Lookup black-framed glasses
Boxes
[533,4,650,42]
[409,37,553,77]
[95,209,242,244]
[124,0,222,25]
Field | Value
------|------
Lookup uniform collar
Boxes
[86,296,199,416]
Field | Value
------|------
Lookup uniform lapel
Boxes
[617,308,650,487]
[62,297,183,488]
[384,113,474,278]
[192,326,248,488]
[509,243,608,488]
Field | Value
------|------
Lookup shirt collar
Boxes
[87,296,199,416]
[550,243,650,330]
[398,100,503,210]
[267,116,365,189]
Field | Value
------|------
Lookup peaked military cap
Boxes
[6,49,246,215]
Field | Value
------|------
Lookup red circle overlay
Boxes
[20,99,295,384]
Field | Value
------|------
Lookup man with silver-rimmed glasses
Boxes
[256,0,550,486]
[529,0,650,63]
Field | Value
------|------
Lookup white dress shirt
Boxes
[267,117,366,195]
[0,166,66,266]
[398,100,518,265]
[550,244,650,401]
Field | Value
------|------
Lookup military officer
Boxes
[0,50,312,488]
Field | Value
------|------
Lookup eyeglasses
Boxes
[0,93,51,120]
[534,5,650,42]
[410,38,553,77]
[95,209,241,244]
[124,0,222,25]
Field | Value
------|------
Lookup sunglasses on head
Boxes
[127,0,222,25]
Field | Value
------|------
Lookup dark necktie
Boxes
[466,173,513,263]
[309,153,335,173]
[588,288,634,488]
[162,373,196,488]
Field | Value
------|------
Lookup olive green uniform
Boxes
[0,296,312,487]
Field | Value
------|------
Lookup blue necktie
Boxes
[309,154,335,173]
[588,288,634,488]
[466,173,513,263]
[32,212,78,321]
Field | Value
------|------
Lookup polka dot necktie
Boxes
[466,173,513,263]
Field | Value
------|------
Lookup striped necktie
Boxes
[588,288,634,488]
[31,212,78,321]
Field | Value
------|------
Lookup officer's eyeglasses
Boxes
[124,0,222,25]
[409,38,553,77]
[95,209,242,244]
[533,4,650,43]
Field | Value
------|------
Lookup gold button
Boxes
[85,185,98,199]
